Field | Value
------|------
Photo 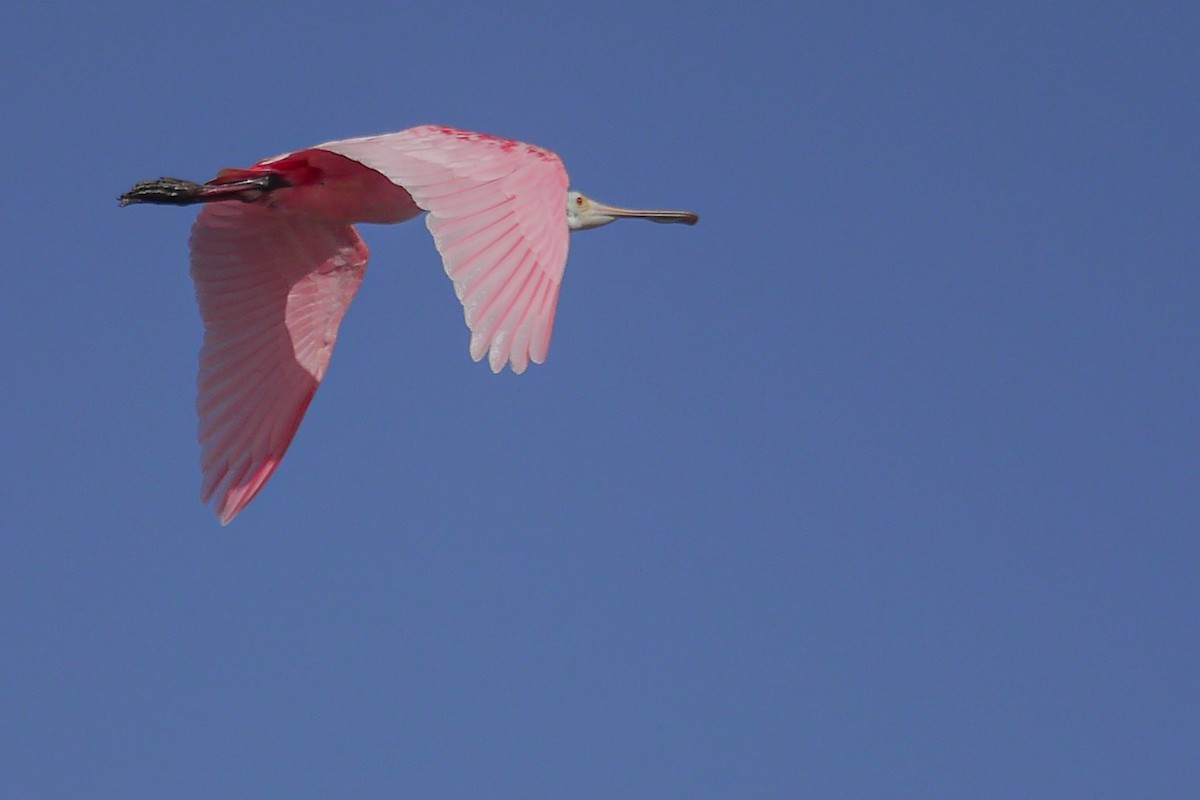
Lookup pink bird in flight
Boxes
[120,125,698,524]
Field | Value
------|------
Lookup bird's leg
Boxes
[118,172,290,207]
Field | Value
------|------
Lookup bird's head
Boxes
[566,191,699,232]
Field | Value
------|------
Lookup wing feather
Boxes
[317,126,570,373]
[189,201,368,523]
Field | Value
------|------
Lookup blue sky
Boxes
[2,3,1197,797]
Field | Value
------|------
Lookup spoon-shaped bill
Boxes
[590,200,699,225]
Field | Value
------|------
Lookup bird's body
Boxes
[121,125,697,523]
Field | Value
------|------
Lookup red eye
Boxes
[575,196,584,206]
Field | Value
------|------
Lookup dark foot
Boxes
[118,173,290,207]
[119,177,208,207]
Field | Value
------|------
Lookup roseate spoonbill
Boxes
[119,124,698,524]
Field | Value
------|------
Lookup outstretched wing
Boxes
[315,126,570,374]
[189,201,368,524]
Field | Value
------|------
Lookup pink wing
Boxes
[315,126,571,374]
[189,201,368,524]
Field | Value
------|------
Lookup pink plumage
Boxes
[121,125,697,523]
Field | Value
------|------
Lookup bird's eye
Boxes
[575,196,584,206]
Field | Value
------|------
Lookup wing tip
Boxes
[204,455,283,525]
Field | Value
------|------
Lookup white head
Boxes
[566,190,699,232]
